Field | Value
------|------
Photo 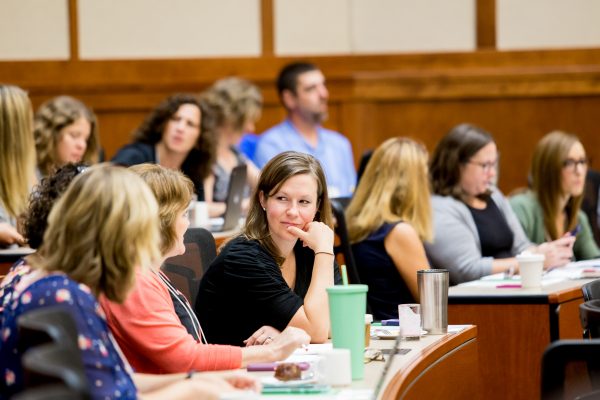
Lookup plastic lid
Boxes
[365,314,373,324]
[516,252,545,262]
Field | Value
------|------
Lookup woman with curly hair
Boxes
[0,85,36,247]
[33,96,100,178]
[201,78,262,217]
[112,94,215,200]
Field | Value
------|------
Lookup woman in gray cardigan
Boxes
[424,124,575,285]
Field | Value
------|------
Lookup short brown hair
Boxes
[27,164,161,303]
[243,151,333,265]
[430,123,494,200]
[129,164,194,254]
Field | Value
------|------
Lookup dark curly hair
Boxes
[132,93,216,182]
[20,163,85,248]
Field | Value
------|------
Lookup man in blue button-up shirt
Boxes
[254,62,356,198]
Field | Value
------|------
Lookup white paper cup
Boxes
[193,201,210,227]
[318,348,352,386]
[517,253,545,288]
[398,304,421,337]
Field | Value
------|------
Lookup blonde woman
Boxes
[0,85,36,246]
[346,138,432,320]
[0,164,258,399]
[101,164,308,374]
[510,131,600,260]
[34,95,100,178]
[201,77,262,217]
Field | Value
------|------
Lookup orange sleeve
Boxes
[100,269,242,374]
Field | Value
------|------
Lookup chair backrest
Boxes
[13,384,85,400]
[330,198,361,284]
[17,306,79,351]
[580,300,600,339]
[162,227,217,304]
[541,339,600,400]
[583,279,600,301]
[582,169,600,245]
[21,343,90,399]
[356,149,373,186]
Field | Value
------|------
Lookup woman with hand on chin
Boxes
[196,151,340,346]
[510,131,600,260]
[424,124,575,285]
[100,164,309,374]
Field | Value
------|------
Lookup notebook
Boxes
[210,164,247,232]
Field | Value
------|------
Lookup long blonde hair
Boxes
[27,164,161,303]
[0,85,36,219]
[129,164,194,255]
[347,137,433,243]
[531,131,583,240]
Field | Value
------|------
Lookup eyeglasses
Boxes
[467,159,498,172]
[562,158,589,172]
[364,348,385,364]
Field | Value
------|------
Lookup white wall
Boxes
[0,0,69,61]
[497,0,600,50]
[78,0,261,59]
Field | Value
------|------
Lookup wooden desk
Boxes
[251,326,478,399]
[448,279,590,400]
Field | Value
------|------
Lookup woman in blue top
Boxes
[0,164,258,400]
[346,138,432,320]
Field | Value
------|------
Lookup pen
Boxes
[496,284,522,289]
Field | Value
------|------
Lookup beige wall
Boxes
[497,0,600,50]
[2,0,600,60]
[78,0,261,59]
[0,0,69,61]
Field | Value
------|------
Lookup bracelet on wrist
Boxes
[315,250,334,256]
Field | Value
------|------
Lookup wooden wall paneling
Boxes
[476,0,496,49]
[260,0,274,56]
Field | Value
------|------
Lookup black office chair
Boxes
[162,227,217,304]
[580,300,600,339]
[583,280,600,302]
[541,339,600,400]
[13,384,85,400]
[582,170,600,246]
[330,198,361,285]
[356,149,373,186]
[17,306,78,352]
[21,343,90,398]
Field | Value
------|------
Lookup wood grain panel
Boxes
[3,49,600,192]
[449,303,550,399]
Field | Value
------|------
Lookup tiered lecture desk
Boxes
[448,278,592,399]
[250,325,478,399]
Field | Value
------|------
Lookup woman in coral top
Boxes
[100,164,308,374]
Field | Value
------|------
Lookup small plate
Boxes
[261,375,318,387]
[373,328,426,339]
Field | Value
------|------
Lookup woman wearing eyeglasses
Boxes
[510,131,600,260]
[424,124,575,285]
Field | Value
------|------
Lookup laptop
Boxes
[210,164,247,232]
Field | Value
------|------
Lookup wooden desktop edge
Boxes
[381,326,477,399]
[548,285,585,304]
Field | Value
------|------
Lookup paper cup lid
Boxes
[365,314,373,324]
[516,253,545,262]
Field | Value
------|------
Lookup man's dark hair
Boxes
[276,62,319,98]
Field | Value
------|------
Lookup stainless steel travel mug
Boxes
[418,269,449,334]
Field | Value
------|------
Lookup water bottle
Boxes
[418,269,449,334]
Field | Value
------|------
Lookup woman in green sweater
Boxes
[510,131,600,260]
